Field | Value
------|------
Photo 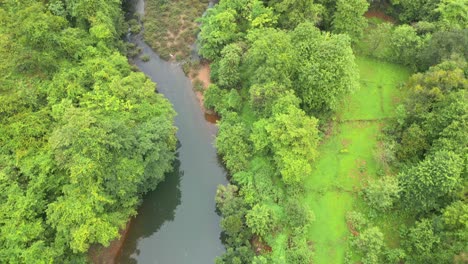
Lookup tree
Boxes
[249,82,287,117]
[198,7,239,60]
[397,124,429,161]
[332,0,369,41]
[443,201,468,229]
[399,151,464,213]
[245,28,296,87]
[389,25,423,67]
[403,219,440,263]
[390,0,441,23]
[0,0,177,261]
[436,0,468,29]
[292,22,359,115]
[269,0,324,29]
[216,113,252,173]
[352,227,385,264]
[218,43,243,89]
[418,29,468,70]
[246,204,272,237]
[251,99,319,184]
[204,84,228,113]
[394,59,467,159]
[364,176,401,212]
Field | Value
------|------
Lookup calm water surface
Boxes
[118,0,226,263]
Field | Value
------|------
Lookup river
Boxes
[117,0,227,263]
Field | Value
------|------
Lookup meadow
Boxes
[305,57,410,263]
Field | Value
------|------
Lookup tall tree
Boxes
[332,0,369,41]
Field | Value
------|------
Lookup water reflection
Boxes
[118,151,182,263]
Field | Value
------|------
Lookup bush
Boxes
[246,204,272,237]
[204,84,226,113]
[352,227,385,264]
[140,54,150,62]
[193,79,204,92]
[363,176,400,212]
[285,198,315,230]
[346,211,368,232]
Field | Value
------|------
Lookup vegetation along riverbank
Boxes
[0,1,177,262]
[0,0,466,263]
[198,0,467,263]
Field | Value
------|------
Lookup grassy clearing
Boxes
[305,57,410,264]
[143,0,209,60]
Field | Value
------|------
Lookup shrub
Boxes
[246,204,272,237]
[140,54,150,62]
[346,211,367,232]
[352,227,385,264]
[363,176,400,212]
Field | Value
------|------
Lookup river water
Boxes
[117,0,226,263]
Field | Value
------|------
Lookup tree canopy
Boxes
[0,0,176,262]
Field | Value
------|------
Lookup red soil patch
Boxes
[189,62,213,116]
[251,235,272,255]
[88,221,131,264]
[365,10,396,24]
[346,219,360,237]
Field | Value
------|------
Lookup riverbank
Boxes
[143,0,209,60]
[188,62,214,115]
[88,222,131,264]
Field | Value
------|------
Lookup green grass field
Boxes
[305,57,410,263]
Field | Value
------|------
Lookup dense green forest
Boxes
[198,0,467,263]
[0,0,176,262]
[0,0,466,263]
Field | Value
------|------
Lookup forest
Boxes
[0,0,467,263]
[198,0,467,263]
[0,0,177,262]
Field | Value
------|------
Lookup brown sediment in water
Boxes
[88,221,132,264]
[365,10,396,23]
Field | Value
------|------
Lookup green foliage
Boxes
[293,22,359,115]
[245,28,296,87]
[225,89,243,112]
[394,59,468,160]
[346,211,368,232]
[0,0,176,261]
[246,204,273,237]
[397,124,429,161]
[364,176,401,212]
[249,82,287,117]
[286,233,314,263]
[332,0,369,41]
[216,113,252,173]
[359,22,393,59]
[419,29,468,70]
[390,0,441,23]
[399,150,464,213]
[269,0,324,29]
[204,84,227,112]
[251,103,319,184]
[402,219,440,263]
[389,25,424,68]
[140,54,150,62]
[443,201,468,229]
[352,227,385,264]
[218,43,243,88]
[198,8,239,60]
[436,0,468,29]
[285,198,315,230]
